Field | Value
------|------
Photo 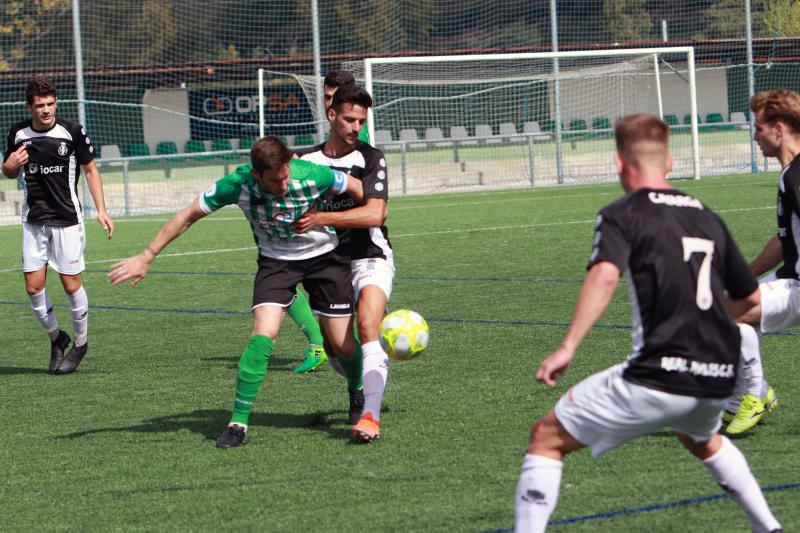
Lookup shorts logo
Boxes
[57,142,69,156]
[27,163,38,174]
[330,303,351,309]
[374,183,384,192]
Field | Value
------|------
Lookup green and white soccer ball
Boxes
[379,309,429,360]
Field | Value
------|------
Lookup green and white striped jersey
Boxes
[198,159,348,260]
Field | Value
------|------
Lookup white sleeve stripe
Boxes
[331,170,348,194]
[198,194,214,214]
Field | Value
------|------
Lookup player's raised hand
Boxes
[292,204,321,234]
[7,144,29,169]
[536,345,576,387]
[108,254,151,286]
[97,210,115,239]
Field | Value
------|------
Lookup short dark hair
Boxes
[323,70,356,89]
[250,136,293,173]
[331,84,372,111]
[26,77,57,105]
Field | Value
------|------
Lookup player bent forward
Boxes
[108,136,364,448]
[514,115,782,532]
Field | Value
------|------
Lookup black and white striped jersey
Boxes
[589,188,758,399]
[774,153,800,279]
[4,117,95,226]
[297,141,393,262]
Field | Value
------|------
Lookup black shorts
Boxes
[253,251,353,316]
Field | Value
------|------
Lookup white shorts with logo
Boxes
[22,222,86,275]
[758,271,800,333]
[351,257,394,302]
[554,364,726,457]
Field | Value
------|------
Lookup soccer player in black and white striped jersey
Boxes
[2,77,114,374]
[514,115,781,532]
[725,89,800,434]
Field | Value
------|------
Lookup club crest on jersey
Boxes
[57,142,69,156]
[273,211,294,224]
[27,163,38,174]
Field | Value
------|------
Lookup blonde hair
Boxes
[615,114,669,167]
[749,89,800,133]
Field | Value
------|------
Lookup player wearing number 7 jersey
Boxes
[514,115,781,532]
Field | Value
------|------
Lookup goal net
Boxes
[298,47,700,195]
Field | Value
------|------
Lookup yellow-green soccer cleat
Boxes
[725,393,768,435]
[292,344,328,374]
[764,386,779,413]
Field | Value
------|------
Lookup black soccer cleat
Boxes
[348,388,365,425]
[216,425,246,448]
[55,341,88,375]
[49,330,71,373]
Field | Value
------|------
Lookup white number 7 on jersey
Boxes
[682,237,715,310]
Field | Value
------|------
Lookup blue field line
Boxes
[3,300,800,338]
[484,481,799,532]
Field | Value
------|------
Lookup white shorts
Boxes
[554,364,726,457]
[351,257,394,302]
[22,222,86,275]
[758,272,800,333]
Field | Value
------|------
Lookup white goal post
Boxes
[361,47,700,188]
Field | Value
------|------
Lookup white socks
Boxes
[67,286,89,347]
[702,436,781,532]
[514,454,563,533]
[727,324,770,412]
[28,289,60,341]
[361,340,389,420]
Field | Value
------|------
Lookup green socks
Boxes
[287,289,324,345]
[231,335,274,426]
[338,343,363,391]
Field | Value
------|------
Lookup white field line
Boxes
[0,205,773,272]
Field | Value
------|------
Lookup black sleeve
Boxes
[70,122,95,165]
[360,147,388,201]
[721,220,759,299]
[785,166,800,219]
[587,207,630,272]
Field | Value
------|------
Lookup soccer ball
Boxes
[379,309,429,360]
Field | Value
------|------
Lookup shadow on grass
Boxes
[54,408,354,442]
[201,355,315,373]
[0,366,50,375]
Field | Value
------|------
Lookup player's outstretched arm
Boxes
[82,160,115,239]
[749,234,782,277]
[108,199,207,286]
[537,261,620,387]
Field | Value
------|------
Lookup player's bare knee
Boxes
[676,432,720,460]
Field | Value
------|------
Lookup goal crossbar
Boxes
[363,46,700,181]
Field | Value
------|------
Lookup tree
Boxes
[602,0,653,42]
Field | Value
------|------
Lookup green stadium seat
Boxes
[128,143,155,164]
[294,133,315,146]
[185,139,210,160]
[592,117,612,138]
[239,136,256,150]
[211,138,238,160]
[567,118,588,139]
[156,141,178,155]
[705,112,731,130]
[664,114,680,127]
[683,114,702,125]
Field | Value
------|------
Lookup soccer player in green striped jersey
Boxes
[108,136,365,448]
